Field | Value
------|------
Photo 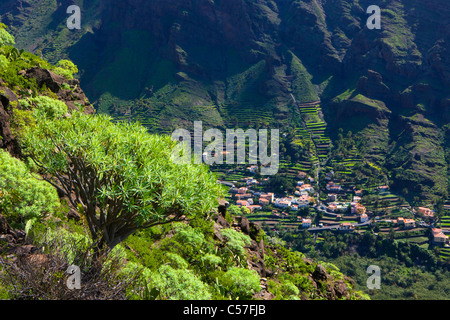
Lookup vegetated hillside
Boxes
[1,0,449,201]
[0,26,366,300]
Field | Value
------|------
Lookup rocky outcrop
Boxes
[0,81,20,157]
[310,263,354,300]
[356,70,392,102]
[0,213,26,253]
[24,67,95,114]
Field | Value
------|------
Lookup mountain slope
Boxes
[0,23,368,301]
[1,0,449,201]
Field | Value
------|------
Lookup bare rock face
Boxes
[25,67,66,93]
[0,83,20,157]
[24,67,95,115]
[0,213,26,251]
[312,264,329,282]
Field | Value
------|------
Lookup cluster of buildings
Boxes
[326,181,342,192]
[295,181,314,196]
[323,186,370,227]
[228,174,317,216]
[226,170,448,247]
[273,194,312,211]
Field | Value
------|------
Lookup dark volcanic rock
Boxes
[24,67,95,114]
[0,84,20,156]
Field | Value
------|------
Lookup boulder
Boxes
[334,280,349,299]
[25,67,66,93]
[312,264,328,281]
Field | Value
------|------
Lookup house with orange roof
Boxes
[403,219,416,228]
[236,200,248,207]
[326,181,341,192]
[417,207,435,219]
[339,223,354,230]
[431,228,448,244]
[235,193,252,200]
[238,187,248,194]
[297,171,307,179]
[302,219,312,228]
[259,193,274,203]
[274,197,292,208]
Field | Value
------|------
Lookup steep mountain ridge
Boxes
[1,0,449,200]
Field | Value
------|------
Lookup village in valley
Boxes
[219,164,450,257]
[209,100,450,261]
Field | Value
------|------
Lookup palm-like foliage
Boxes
[21,111,225,250]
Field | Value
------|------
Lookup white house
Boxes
[247,165,258,174]
[432,228,448,244]
[360,213,369,223]
[274,199,291,208]
[302,219,312,228]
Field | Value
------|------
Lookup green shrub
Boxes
[150,265,211,300]
[30,223,90,265]
[20,96,68,119]
[281,280,300,298]
[165,253,189,269]
[57,59,78,72]
[0,149,60,226]
[201,253,223,269]
[10,108,36,137]
[0,24,15,47]
[174,224,206,248]
[219,267,260,299]
[0,54,9,69]
[219,228,252,256]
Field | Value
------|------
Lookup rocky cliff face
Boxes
[0,66,94,160]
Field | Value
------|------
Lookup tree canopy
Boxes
[21,111,225,250]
